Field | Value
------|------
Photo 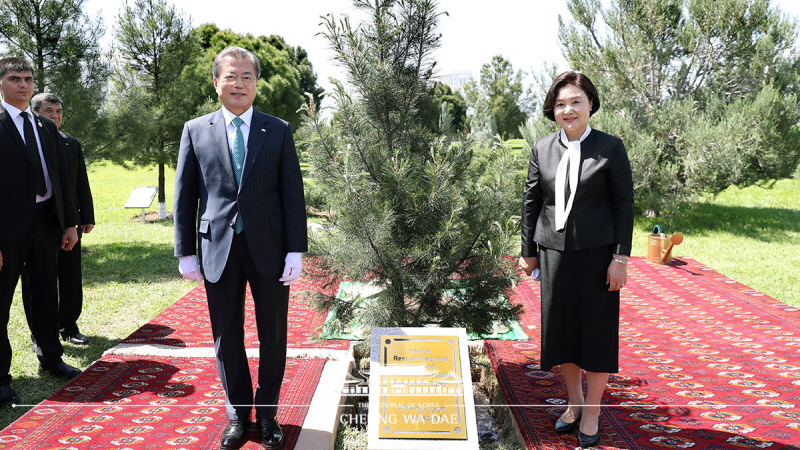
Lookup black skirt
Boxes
[539,244,620,373]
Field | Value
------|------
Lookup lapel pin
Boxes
[261,129,266,132]
[37,121,43,127]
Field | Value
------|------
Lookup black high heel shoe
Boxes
[577,421,600,448]
[555,413,581,433]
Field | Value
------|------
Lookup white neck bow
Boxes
[555,127,591,231]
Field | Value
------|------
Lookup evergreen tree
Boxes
[265,34,325,116]
[110,0,201,218]
[301,0,522,336]
[464,55,530,140]
[0,0,110,153]
[425,82,468,133]
[470,95,499,149]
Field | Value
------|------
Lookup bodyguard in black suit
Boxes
[0,57,82,407]
[26,93,95,346]
[174,47,307,450]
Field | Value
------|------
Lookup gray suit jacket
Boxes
[173,108,307,283]
[521,128,634,256]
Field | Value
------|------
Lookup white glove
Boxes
[279,252,302,286]
[178,255,203,282]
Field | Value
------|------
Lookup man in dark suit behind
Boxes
[27,92,95,346]
[0,57,82,407]
[174,46,307,450]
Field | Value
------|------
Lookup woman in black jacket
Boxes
[519,71,634,448]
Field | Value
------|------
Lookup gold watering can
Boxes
[647,225,683,265]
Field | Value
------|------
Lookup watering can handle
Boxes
[652,224,664,234]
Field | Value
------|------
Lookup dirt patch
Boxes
[129,211,173,223]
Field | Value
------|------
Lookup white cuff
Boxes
[178,255,203,282]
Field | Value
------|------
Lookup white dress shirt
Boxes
[2,100,52,202]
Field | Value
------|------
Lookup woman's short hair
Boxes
[542,71,600,121]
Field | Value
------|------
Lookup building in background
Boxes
[433,70,471,91]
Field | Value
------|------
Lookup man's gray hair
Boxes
[212,46,261,80]
[31,92,63,111]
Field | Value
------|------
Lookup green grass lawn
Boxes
[1,161,798,431]
[631,178,800,309]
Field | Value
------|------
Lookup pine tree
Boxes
[470,96,499,149]
[301,0,522,336]
[0,0,110,150]
[111,0,200,218]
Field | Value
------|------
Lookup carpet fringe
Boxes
[105,343,353,361]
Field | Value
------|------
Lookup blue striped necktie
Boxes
[231,117,245,233]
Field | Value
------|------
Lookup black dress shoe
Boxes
[61,332,89,345]
[0,386,21,407]
[578,416,601,447]
[578,429,600,448]
[220,420,247,450]
[39,361,81,379]
[555,415,580,433]
[257,417,283,449]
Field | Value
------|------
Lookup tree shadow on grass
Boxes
[642,203,799,243]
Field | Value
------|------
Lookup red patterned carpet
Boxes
[120,272,349,351]
[487,257,800,450]
[0,266,343,449]
[4,257,798,449]
[0,356,325,449]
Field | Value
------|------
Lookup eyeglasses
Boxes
[220,75,256,85]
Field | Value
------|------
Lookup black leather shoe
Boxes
[257,417,283,449]
[220,419,247,450]
[555,415,580,433]
[39,361,81,379]
[578,429,600,448]
[0,386,21,407]
[61,332,89,345]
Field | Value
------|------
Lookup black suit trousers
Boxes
[204,231,289,422]
[56,230,84,335]
[23,201,67,367]
[0,200,65,384]
[22,230,84,336]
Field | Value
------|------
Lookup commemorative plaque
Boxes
[368,327,478,450]
[124,186,158,223]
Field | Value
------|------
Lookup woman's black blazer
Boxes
[521,128,634,257]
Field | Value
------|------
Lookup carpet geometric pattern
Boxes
[120,273,349,351]
[486,257,800,450]
[0,355,325,449]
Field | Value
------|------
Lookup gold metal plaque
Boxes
[378,335,467,440]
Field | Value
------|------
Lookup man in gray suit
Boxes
[173,46,307,450]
